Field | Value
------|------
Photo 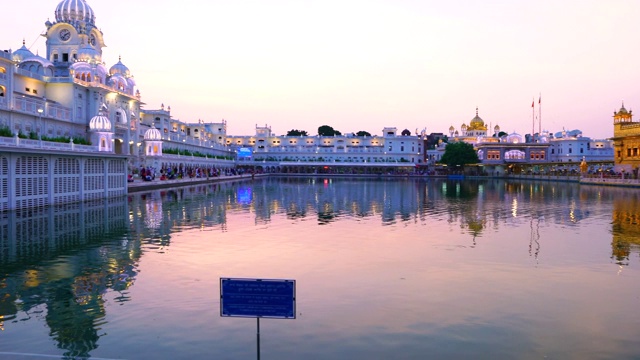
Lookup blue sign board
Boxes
[237,147,253,158]
[220,278,296,319]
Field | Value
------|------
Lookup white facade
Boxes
[546,130,614,163]
[0,0,237,172]
[226,125,424,165]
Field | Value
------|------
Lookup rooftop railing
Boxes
[0,136,98,153]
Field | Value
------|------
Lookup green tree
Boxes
[356,130,371,137]
[495,131,507,137]
[287,129,308,136]
[439,141,479,167]
[318,125,341,136]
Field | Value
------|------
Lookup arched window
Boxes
[505,150,525,160]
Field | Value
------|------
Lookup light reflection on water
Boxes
[1,178,640,359]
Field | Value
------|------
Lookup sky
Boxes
[3,0,640,139]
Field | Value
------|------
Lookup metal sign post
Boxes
[220,278,296,360]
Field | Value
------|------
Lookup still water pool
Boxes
[1,177,640,359]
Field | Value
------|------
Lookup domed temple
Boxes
[0,0,235,173]
[448,107,499,145]
[0,0,240,210]
[612,101,640,175]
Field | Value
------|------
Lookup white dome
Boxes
[109,57,130,77]
[70,61,91,72]
[144,127,162,140]
[55,0,95,25]
[96,63,108,78]
[89,111,112,131]
[506,132,523,143]
[71,61,108,84]
[19,55,55,76]
[12,42,34,62]
[77,42,100,63]
[109,73,129,90]
[20,54,54,68]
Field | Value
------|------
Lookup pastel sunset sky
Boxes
[3,0,639,138]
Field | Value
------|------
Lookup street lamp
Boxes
[37,108,44,140]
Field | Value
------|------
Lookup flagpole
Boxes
[532,98,535,141]
[538,93,542,135]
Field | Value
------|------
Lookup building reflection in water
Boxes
[0,178,639,358]
[129,178,638,262]
[611,188,640,266]
[0,198,132,359]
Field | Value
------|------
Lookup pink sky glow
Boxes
[3,0,639,139]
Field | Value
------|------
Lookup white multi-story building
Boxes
[0,0,237,173]
[546,129,613,164]
[226,125,424,168]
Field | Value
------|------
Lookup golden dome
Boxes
[468,107,487,131]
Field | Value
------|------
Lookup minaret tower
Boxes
[44,0,105,77]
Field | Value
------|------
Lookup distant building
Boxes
[611,102,640,176]
[226,126,425,172]
[476,132,549,175]
[547,129,613,165]
[474,128,613,175]
[448,107,501,146]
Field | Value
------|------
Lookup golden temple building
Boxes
[611,102,640,176]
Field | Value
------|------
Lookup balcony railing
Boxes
[15,68,44,80]
[12,96,72,121]
[0,136,99,153]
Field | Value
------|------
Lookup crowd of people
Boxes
[131,165,251,182]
